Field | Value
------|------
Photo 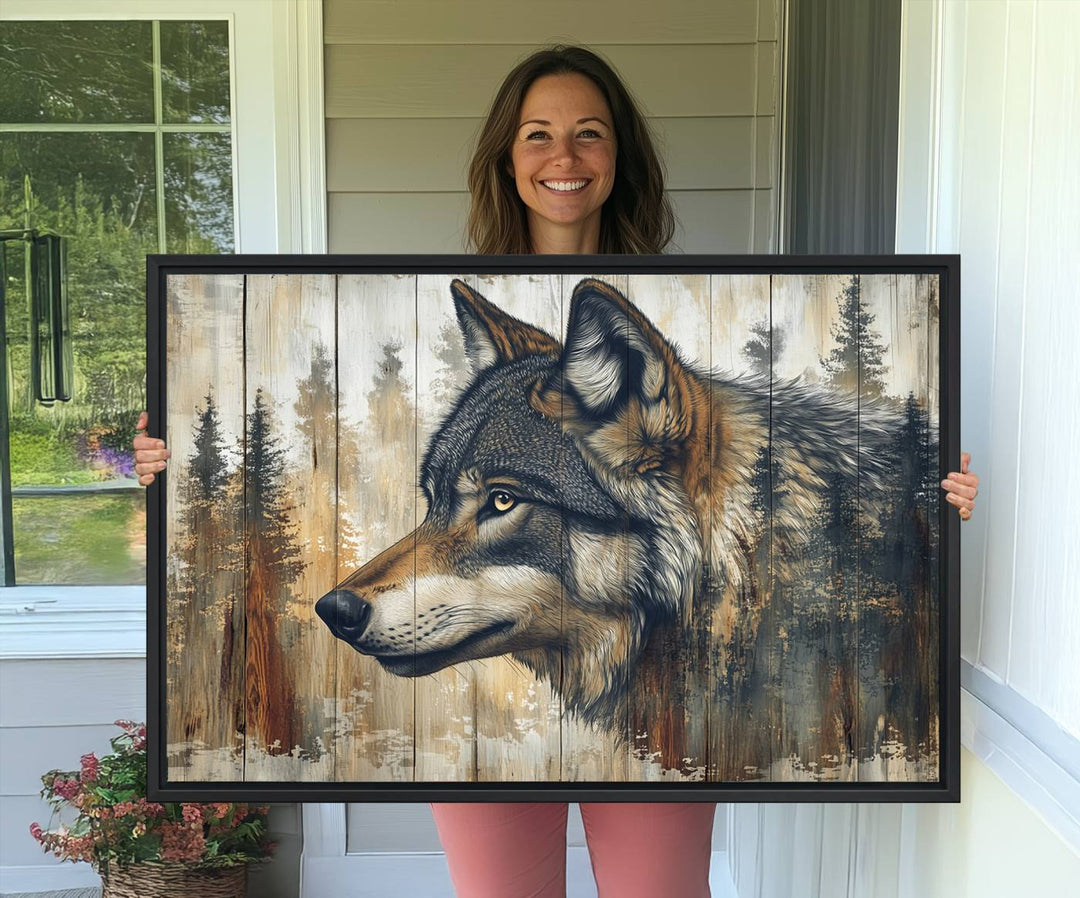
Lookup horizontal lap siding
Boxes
[0,658,145,867]
[324,0,763,45]
[325,45,760,118]
[325,0,781,254]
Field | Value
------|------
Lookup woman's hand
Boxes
[133,411,170,486]
[941,451,979,521]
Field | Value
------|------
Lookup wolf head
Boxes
[316,278,712,723]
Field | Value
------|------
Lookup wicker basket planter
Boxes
[100,862,247,898]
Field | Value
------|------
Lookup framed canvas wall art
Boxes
[147,254,960,802]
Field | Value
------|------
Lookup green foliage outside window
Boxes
[0,19,234,584]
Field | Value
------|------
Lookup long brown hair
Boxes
[465,45,676,254]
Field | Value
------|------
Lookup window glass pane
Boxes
[0,22,154,124]
[164,133,235,252]
[12,493,145,585]
[1,132,156,585]
[0,19,235,586]
[160,21,232,124]
[0,133,159,236]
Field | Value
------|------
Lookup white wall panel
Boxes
[897,0,1080,738]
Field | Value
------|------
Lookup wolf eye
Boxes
[490,490,516,513]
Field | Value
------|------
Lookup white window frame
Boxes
[0,0,326,660]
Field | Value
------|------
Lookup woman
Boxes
[134,45,979,897]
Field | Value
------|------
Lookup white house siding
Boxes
[0,659,143,892]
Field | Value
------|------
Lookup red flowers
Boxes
[29,721,273,874]
[51,777,80,800]
[160,820,206,863]
[80,753,99,782]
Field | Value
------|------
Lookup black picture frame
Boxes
[147,253,960,803]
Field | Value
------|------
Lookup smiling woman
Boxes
[508,73,618,252]
[465,45,675,255]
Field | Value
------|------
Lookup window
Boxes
[0,0,318,655]
[0,18,234,585]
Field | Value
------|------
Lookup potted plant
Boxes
[30,720,274,897]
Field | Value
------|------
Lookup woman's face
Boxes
[508,72,617,238]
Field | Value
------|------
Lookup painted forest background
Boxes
[164,272,941,784]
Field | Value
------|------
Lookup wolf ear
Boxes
[561,278,684,421]
[450,279,561,373]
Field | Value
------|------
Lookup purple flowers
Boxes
[90,445,136,480]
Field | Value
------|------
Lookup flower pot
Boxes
[100,861,247,898]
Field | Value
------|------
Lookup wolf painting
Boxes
[163,267,943,787]
[313,276,940,780]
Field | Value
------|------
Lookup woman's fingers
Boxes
[944,491,975,511]
[941,453,978,521]
[133,411,168,486]
[940,477,978,499]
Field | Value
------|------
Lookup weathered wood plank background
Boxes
[165,273,245,782]
[165,271,940,785]
[335,273,417,782]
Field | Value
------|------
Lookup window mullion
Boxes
[152,19,167,254]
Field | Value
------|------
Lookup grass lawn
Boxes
[12,492,145,584]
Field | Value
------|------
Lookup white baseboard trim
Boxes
[300,848,737,897]
[0,863,99,895]
[961,682,1080,855]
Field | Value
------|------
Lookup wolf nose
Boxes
[315,590,371,641]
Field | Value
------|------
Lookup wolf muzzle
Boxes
[315,590,371,643]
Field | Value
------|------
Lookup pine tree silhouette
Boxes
[294,341,336,461]
[292,340,340,578]
[246,390,306,582]
[366,340,414,462]
[741,318,785,376]
[748,445,793,542]
[820,277,889,398]
[871,391,935,760]
[170,389,243,747]
[188,391,230,501]
[802,465,861,761]
[877,393,931,579]
[244,388,305,753]
[360,340,417,538]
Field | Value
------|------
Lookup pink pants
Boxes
[430,802,716,898]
